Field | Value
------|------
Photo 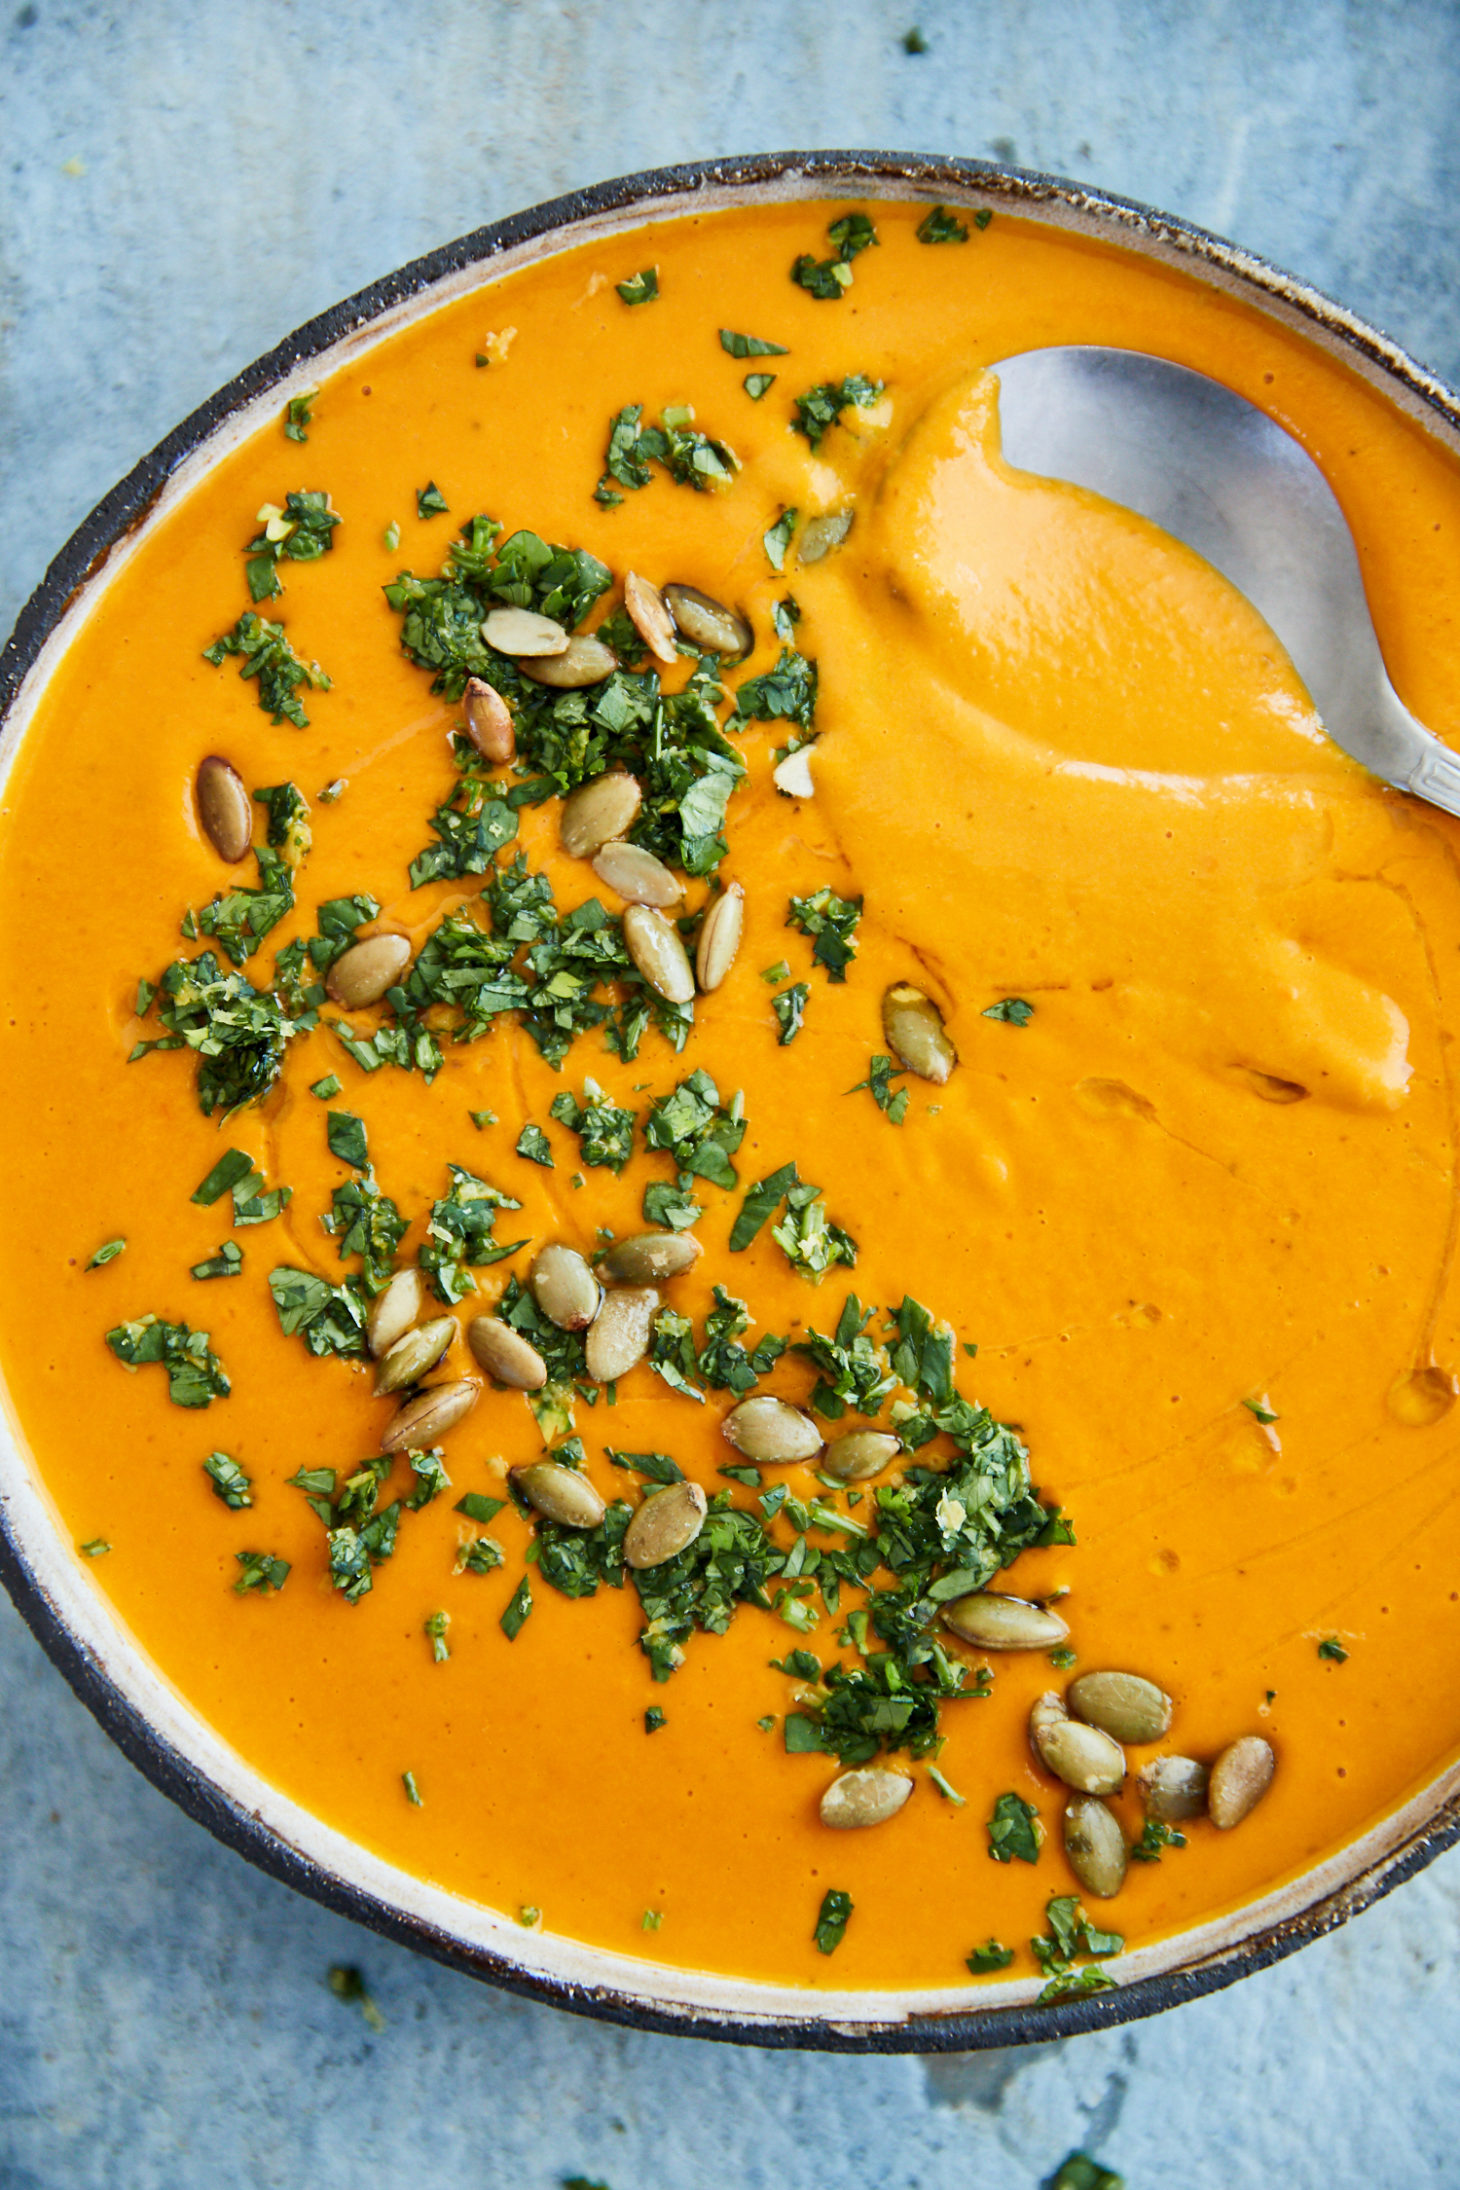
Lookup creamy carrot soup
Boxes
[4,197,1460,1996]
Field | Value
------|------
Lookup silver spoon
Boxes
[990,345,1460,815]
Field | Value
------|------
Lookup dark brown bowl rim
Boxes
[2,146,1458,2053]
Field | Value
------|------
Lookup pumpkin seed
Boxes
[623,903,695,1004]
[1063,1796,1128,1899]
[326,932,411,1009]
[662,583,751,655]
[941,1592,1069,1650]
[591,840,684,908]
[511,1461,606,1529]
[624,570,679,666]
[819,1766,914,1831]
[883,982,957,1084]
[772,747,815,799]
[482,605,569,656]
[196,755,252,862]
[1208,1735,1276,1830]
[529,1243,601,1332]
[1138,1755,1209,1822]
[696,882,744,993]
[599,1232,701,1284]
[823,1429,901,1482]
[462,675,515,762]
[366,1266,426,1358]
[560,771,642,859]
[374,1315,456,1397]
[623,1479,708,1568]
[1068,1671,1173,1746]
[466,1315,548,1390]
[519,633,617,688]
[380,1379,478,1453]
[721,1395,823,1464]
[584,1286,660,1382]
[1029,1692,1126,1794]
[798,507,855,565]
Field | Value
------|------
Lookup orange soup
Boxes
[4,197,1460,1996]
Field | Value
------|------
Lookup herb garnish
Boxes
[744,372,776,400]
[719,329,789,358]
[244,491,340,603]
[425,1610,450,1662]
[80,1539,111,1559]
[1049,2155,1124,2190]
[327,1111,370,1171]
[86,1239,126,1269]
[191,1241,243,1280]
[550,1083,637,1172]
[501,1577,533,1639]
[1244,1395,1280,1424]
[417,482,450,519]
[791,213,878,299]
[204,611,331,728]
[616,267,659,305]
[255,781,312,868]
[1031,1894,1122,2003]
[283,386,317,442]
[916,205,969,244]
[965,1939,1015,1973]
[106,1315,229,1407]
[203,1451,252,1508]
[763,509,798,571]
[1318,1636,1349,1663]
[982,997,1034,1026]
[597,404,739,502]
[791,375,884,451]
[644,1070,745,1194]
[420,1166,527,1302]
[850,1054,908,1123]
[771,982,810,1045]
[403,1770,423,1806]
[986,1791,1042,1864]
[515,1123,555,1169]
[181,849,295,968]
[233,1549,289,1594]
[813,1887,853,1953]
[1130,1818,1186,1863]
[787,888,862,980]
[733,646,817,732]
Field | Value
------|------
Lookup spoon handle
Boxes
[1372,679,1460,819]
[1401,742,1460,819]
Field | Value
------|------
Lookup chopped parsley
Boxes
[515,1123,555,1169]
[644,1069,745,1193]
[80,1539,111,1559]
[327,1111,370,1171]
[1244,1395,1280,1424]
[132,952,304,1120]
[550,1083,637,1172]
[243,490,340,603]
[233,1549,289,1595]
[965,1939,1015,1974]
[501,1576,533,1639]
[181,848,296,969]
[85,1238,126,1269]
[255,781,312,868]
[420,1165,527,1303]
[850,1054,908,1123]
[1031,1895,1122,2004]
[791,212,878,299]
[791,375,884,451]
[403,1770,423,1806]
[106,1315,230,1407]
[454,1492,506,1525]
[597,403,739,502]
[616,267,658,305]
[982,997,1034,1026]
[203,1451,252,1508]
[728,1161,800,1252]
[311,1074,342,1100]
[327,1965,384,2032]
[644,1706,666,1733]
[203,610,331,728]
[191,1240,243,1280]
[916,205,969,244]
[771,982,810,1045]
[771,1183,858,1282]
[733,646,817,731]
[986,1791,1042,1865]
[813,1887,853,1954]
[1050,2157,1124,2190]
[320,1175,407,1294]
[744,372,777,400]
[719,328,789,358]
[787,888,862,980]
[417,482,450,519]
[1130,1818,1186,1863]
[267,1266,369,1359]
[763,509,798,571]
[282,386,317,442]
[425,1610,451,1662]
[1319,1636,1349,1662]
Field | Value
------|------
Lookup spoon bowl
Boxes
[990,345,1460,814]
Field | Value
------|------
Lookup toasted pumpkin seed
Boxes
[560,771,642,859]
[482,605,569,656]
[823,1429,901,1482]
[591,840,684,907]
[466,1315,548,1390]
[584,1286,660,1382]
[623,903,695,1004]
[696,881,744,992]
[1030,1691,1126,1794]
[772,747,815,799]
[1063,1796,1128,1899]
[196,755,252,862]
[1208,1735,1276,1829]
[600,1232,701,1284]
[624,570,679,666]
[883,982,957,1084]
[519,634,617,688]
[1068,1671,1173,1746]
[366,1266,426,1358]
[941,1592,1069,1651]
[624,1479,708,1568]
[662,583,751,655]
[326,932,411,1009]
[374,1316,456,1397]
[722,1396,823,1465]
[380,1379,478,1453]
[511,1461,606,1529]
[798,507,855,565]
[462,675,514,762]
[819,1766,914,1831]
[529,1243,601,1332]
[1138,1755,1209,1822]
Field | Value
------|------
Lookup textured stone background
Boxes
[3,4,1459,2183]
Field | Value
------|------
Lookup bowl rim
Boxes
[3,145,1460,2054]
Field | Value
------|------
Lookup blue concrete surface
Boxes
[3,4,1459,2183]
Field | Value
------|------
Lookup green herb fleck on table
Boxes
[813,1886,853,1954]
[1049,2152,1124,2190]
[902,25,928,51]
[616,267,658,305]
[234,1549,289,1595]
[86,1238,126,1269]
[417,482,449,519]
[982,996,1035,1026]
[327,1965,385,2033]
[965,1938,1015,1973]
[986,1790,1042,1864]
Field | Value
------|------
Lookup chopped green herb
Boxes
[106,1315,230,1407]
[791,375,884,451]
[787,887,862,980]
[425,1609,451,1662]
[849,1053,908,1122]
[402,1770,423,1806]
[191,1148,255,1207]
[1049,2157,1124,2190]
[987,1791,1042,1865]
[1319,1636,1349,1662]
[744,372,777,400]
[729,1161,800,1252]
[1244,1395,1280,1424]
[771,1181,857,1281]
[501,1576,533,1639]
[734,646,817,731]
[233,1549,289,1594]
[516,1906,541,1929]
[470,1108,497,1130]
[902,25,928,52]
[982,996,1034,1026]
[1049,1645,1079,1669]
[181,846,296,968]
[644,1069,745,1191]
[190,1240,243,1281]
[454,1492,506,1525]
[327,1965,384,2033]
[641,1909,664,1932]
[383,521,401,551]
[267,1266,369,1360]
[515,1123,555,1169]
[203,1451,252,1508]
[719,328,789,359]
[974,209,993,230]
[327,1111,370,1171]
[421,1165,526,1303]
[928,1765,966,1805]
[598,402,739,501]
[311,1074,342,1100]
[760,959,792,984]
[917,204,969,243]
[616,267,658,305]
[763,509,798,571]
[965,1939,1015,1974]
[85,1238,126,1269]
[792,212,878,299]
[243,491,340,603]
[254,781,312,869]
[1130,1818,1186,1864]
[771,982,810,1044]
[644,1706,666,1733]
[813,1887,853,1954]
[1031,1893,1122,2003]
[283,386,318,442]
[550,1084,637,1172]
[203,610,331,728]
[459,1536,505,1575]
[417,482,449,519]
[79,1538,110,1559]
